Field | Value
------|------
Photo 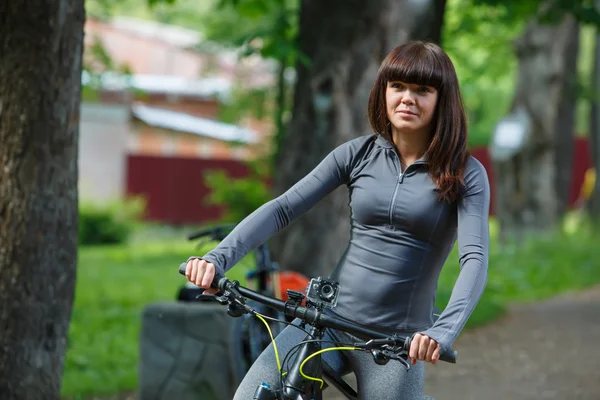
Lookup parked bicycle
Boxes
[177,264,457,399]
[177,223,309,386]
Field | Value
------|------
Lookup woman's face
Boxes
[385,80,438,136]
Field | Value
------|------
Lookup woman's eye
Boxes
[418,86,429,93]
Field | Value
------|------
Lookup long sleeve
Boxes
[193,139,364,277]
[421,157,491,352]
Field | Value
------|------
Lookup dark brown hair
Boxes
[367,41,469,203]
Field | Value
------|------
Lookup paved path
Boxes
[328,285,600,399]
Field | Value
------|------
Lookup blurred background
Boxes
[61,0,600,398]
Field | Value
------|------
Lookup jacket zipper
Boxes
[388,152,402,228]
[388,152,425,228]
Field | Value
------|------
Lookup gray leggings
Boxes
[233,321,425,400]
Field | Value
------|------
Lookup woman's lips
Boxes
[398,110,416,116]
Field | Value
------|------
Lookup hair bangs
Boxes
[381,44,443,89]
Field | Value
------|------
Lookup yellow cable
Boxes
[253,313,362,388]
[299,346,359,389]
[255,313,282,372]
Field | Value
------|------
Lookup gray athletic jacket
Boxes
[197,134,490,352]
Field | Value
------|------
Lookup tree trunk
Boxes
[271,0,445,277]
[491,14,579,241]
[554,22,580,216]
[588,14,600,219]
[0,1,85,399]
[409,0,447,45]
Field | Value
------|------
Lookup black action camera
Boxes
[305,277,340,308]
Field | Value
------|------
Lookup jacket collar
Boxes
[374,134,429,164]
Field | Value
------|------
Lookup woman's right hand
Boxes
[185,258,219,295]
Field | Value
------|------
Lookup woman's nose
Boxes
[401,95,415,105]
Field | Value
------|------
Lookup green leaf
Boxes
[147,0,177,7]
[236,0,271,18]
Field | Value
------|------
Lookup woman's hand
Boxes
[185,258,219,295]
[408,333,440,365]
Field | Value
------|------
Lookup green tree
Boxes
[481,0,600,239]
[86,0,188,21]
[198,0,301,161]
[0,1,85,398]
[443,0,523,148]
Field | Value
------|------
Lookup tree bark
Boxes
[0,1,85,399]
[491,14,579,240]
[271,0,445,277]
[554,21,580,216]
[588,13,600,219]
[409,0,447,45]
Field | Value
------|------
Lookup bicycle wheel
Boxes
[228,314,253,386]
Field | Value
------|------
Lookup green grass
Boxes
[435,218,600,329]
[61,219,600,398]
[61,239,250,399]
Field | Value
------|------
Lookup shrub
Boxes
[203,160,272,223]
[79,197,146,245]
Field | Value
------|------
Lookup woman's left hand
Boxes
[408,333,440,365]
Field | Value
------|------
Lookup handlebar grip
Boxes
[178,262,227,291]
[178,262,188,276]
[439,348,457,364]
[404,335,457,364]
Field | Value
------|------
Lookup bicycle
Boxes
[178,223,309,386]
[177,264,457,399]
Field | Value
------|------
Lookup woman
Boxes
[185,41,490,399]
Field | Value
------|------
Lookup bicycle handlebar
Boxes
[187,223,237,241]
[178,263,457,364]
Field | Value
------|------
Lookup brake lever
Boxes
[212,294,229,305]
[214,281,257,317]
[374,348,411,369]
[368,344,411,369]
[385,350,411,369]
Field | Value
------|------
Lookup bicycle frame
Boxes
[252,319,362,400]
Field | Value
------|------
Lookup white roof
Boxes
[130,102,258,144]
[110,16,203,48]
[81,71,232,100]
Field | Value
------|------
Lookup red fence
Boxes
[470,137,592,215]
[126,155,253,224]
[127,137,593,224]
